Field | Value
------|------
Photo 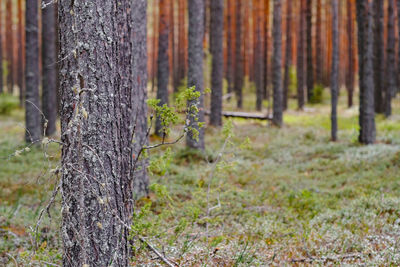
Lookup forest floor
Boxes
[1,92,400,266]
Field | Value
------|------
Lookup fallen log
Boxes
[205,110,272,120]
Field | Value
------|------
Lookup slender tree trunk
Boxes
[210,0,223,126]
[156,0,170,136]
[255,0,263,111]
[59,0,147,265]
[42,2,57,136]
[226,0,234,100]
[385,0,396,118]
[187,0,205,149]
[315,0,323,84]
[297,0,305,109]
[17,0,24,104]
[272,0,283,127]
[356,0,375,144]
[306,0,314,101]
[177,0,186,90]
[0,0,3,94]
[397,0,400,96]
[373,0,384,113]
[331,0,339,141]
[283,0,292,110]
[151,2,158,93]
[346,0,355,108]
[234,0,244,108]
[170,0,177,93]
[25,0,41,143]
[264,0,270,100]
[5,0,14,93]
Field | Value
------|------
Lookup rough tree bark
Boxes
[272,0,283,127]
[17,0,24,105]
[0,0,3,94]
[59,0,147,265]
[156,0,170,136]
[397,0,400,95]
[385,0,396,118]
[373,0,384,113]
[234,0,244,108]
[306,0,314,101]
[42,2,57,136]
[283,0,292,110]
[25,0,41,143]
[297,0,305,109]
[346,0,355,108]
[187,0,205,149]
[331,0,339,141]
[210,0,223,126]
[356,0,375,144]
[315,0,323,84]
[5,0,14,93]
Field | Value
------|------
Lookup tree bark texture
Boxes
[156,0,170,136]
[373,0,384,113]
[315,0,323,84]
[264,0,270,100]
[356,0,375,144]
[331,0,339,141]
[186,0,205,149]
[385,0,396,118]
[283,0,292,111]
[25,0,41,143]
[297,0,306,109]
[59,0,147,265]
[210,0,223,126]
[306,0,314,101]
[234,0,244,108]
[0,0,3,94]
[42,2,57,136]
[272,0,283,127]
[346,0,355,108]
[6,0,14,93]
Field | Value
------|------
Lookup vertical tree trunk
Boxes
[226,0,234,100]
[331,0,339,141]
[373,0,384,113]
[356,0,375,144]
[397,0,400,96]
[264,0,270,100]
[385,0,396,118]
[306,0,314,101]
[42,3,57,136]
[234,0,244,108]
[210,0,223,126]
[272,0,283,127]
[255,0,263,111]
[187,0,205,149]
[25,0,41,143]
[177,0,186,91]
[0,0,3,94]
[5,0,14,93]
[156,0,170,136]
[17,0,24,104]
[283,0,292,110]
[59,0,146,265]
[297,0,305,109]
[346,0,355,108]
[170,0,177,93]
[315,0,323,84]
[151,2,158,93]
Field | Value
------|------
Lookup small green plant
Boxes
[0,94,19,115]
[309,84,325,104]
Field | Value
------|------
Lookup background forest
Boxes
[1,0,400,266]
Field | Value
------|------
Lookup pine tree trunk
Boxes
[315,0,323,84]
[331,0,339,141]
[264,0,270,100]
[283,0,292,111]
[272,0,283,127]
[346,0,355,108]
[226,0,234,100]
[373,0,384,113]
[210,0,223,126]
[25,0,41,143]
[297,0,305,109]
[5,0,14,93]
[356,0,375,144]
[385,0,396,118]
[177,0,186,90]
[234,0,244,108]
[187,0,205,149]
[0,1,3,94]
[255,0,263,111]
[156,0,170,136]
[42,3,57,136]
[17,0,24,105]
[59,1,146,265]
[306,0,314,102]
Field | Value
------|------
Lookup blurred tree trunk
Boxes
[25,0,41,143]
[187,0,205,149]
[255,0,263,111]
[331,0,339,141]
[17,0,24,105]
[177,0,186,91]
[156,0,170,136]
[234,0,244,108]
[59,0,147,265]
[397,0,400,96]
[226,0,234,100]
[42,3,57,136]
[297,0,305,109]
[263,0,270,100]
[373,0,384,113]
[283,0,292,110]
[356,0,375,144]
[151,2,158,93]
[306,0,314,102]
[272,0,282,126]
[384,0,396,118]
[315,0,323,84]
[210,0,223,126]
[346,0,355,108]
[0,0,3,94]
[5,0,14,93]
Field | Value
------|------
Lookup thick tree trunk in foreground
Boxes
[42,3,57,136]
[306,0,314,101]
[6,0,14,93]
[331,0,339,141]
[234,0,244,108]
[25,0,41,143]
[272,0,283,127]
[385,0,396,118]
[356,0,375,144]
[59,1,146,265]
[346,0,355,108]
[156,0,170,136]
[210,0,223,126]
[297,0,305,109]
[373,0,384,113]
[187,0,205,149]
[283,0,292,110]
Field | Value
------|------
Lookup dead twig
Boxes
[138,236,178,267]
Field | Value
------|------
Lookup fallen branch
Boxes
[291,253,362,263]
[138,236,178,267]
[204,110,272,120]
